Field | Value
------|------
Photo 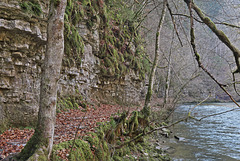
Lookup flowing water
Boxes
[164,103,240,161]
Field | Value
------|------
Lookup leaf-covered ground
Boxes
[0,104,140,159]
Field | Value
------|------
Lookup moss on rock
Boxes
[52,139,94,161]
[19,0,42,16]
[57,92,88,112]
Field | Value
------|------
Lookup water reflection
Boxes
[166,103,240,161]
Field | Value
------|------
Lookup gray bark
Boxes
[38,0,67,158]
[16,0,67,160]
[142,0,167,117]
[164,53,171,105]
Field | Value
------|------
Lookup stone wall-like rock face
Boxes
[0,1,146,130]
[0,0,48,128]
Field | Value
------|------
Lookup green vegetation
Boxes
[19,0,150,78]
[19,0,42,16]
[62,0,150,78]
[57,90,88,112]
[63,0,85,67]
[97,0,150,79]
[52,111,170,160]
[52,139,95,161]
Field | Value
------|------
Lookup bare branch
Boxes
[191,108,239,122]
[165,71,200,120]
[215,22,240,29]
[166,1,183,47]
[172,13,240,29]
[136,1,163,30]
[185,0,240,109]
[144,55,167,69]
[232,73,240,96]
[188,93,211,117]
[190,2,240,73]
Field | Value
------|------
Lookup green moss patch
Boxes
[51,109,171,160]
[52,132,110,161]
[62,0,150,78]
[52,139,94,161]
[96,0,150,79]
[57,91,88,112]
[19,0,42,16]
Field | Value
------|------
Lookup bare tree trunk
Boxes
[163,29,174,107]
[16,1,67,160]
[164,53,171,106]
[142,0,167,118]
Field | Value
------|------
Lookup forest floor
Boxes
[0,103,141,159]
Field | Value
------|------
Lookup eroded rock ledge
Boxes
[0,1,146,130]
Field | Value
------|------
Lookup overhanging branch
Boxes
[172,13,240,29]
[186,0,240,108]
[190,2,240,73]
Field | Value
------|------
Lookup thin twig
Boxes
[144,55,167,69]
[164,72,199,120]
[191,108,239,121]
[172,13,240,29]
[166,1,183,47]
[69,110,88,155]
[188,93,211,116]
[207,108,240,120]
[136,1,163,30]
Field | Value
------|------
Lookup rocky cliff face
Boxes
[0,0,146,130]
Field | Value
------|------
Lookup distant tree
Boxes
[14,0,67,160]
[163,45,172,106]
[142,0,167,118]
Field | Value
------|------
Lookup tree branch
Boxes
[172,13,240,29]
[190,2,240,73]
[190,108,239,121]
[144,55,167,69]
[166,1,183,47]
[188,93,211,117]
[186,0,240,109]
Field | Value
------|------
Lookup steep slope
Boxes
[0,0,150,131]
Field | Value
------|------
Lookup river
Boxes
[163,103,240,161]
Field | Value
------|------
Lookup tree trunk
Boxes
[142,0,167,118]
[16,0,67,160]
[164,53,171,106]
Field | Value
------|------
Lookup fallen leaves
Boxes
[0,104,140,159]
[0,128,34,158]
[56,148,71,160]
